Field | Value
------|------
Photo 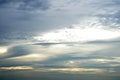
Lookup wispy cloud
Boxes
[0,66,33,70]
[32,68,111,74]
[8,54,49,62]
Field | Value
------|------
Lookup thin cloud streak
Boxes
[0,66,33,70]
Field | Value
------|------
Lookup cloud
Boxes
[91,57,120,64]
[33,22,120,43]
[0,1,120,80]
[89,44,120,57]
[6,45,31,58]
[0,46,8,55]
[46,68,109,74]
[0,0,50,11]
[32,67,111,74]
[7,54,49,62]
[0,66,33,70]
[1,0,119,33]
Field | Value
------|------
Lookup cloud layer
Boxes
[0,0,120,80]
[0,0,120,33]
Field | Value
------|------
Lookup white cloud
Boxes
[0,66,33,70]
[8,53,49,62]
[37,68,110,74]
[33,17,120,43]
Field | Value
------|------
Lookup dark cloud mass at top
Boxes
[0,0,120,34]
[0,0,50,10]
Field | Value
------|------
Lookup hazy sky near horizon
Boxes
[0,0,120,80]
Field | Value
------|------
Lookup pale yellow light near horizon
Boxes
[0,47,8,55]
[0,66,33,70]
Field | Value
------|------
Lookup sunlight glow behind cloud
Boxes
[33,17,120,43]
[0,46,8,55]
[34,26,120,43]
[8,53,49,62]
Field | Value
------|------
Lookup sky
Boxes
[0,0,120,80]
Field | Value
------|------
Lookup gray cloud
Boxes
[0,0,50,11]
[0,0,120,35]
[6,46,31,58]
[97,11,120,29]
[0,0,118,33]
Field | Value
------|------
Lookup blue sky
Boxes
[0,0,120,80]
